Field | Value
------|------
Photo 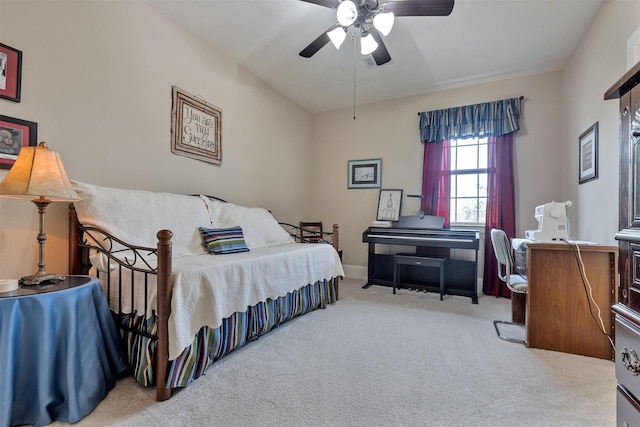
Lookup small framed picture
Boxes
[0,115,37,169]
[376,189,403,221]
[171,86,222,165]
[348,158,382,189]
[578,122,598,184]
[0,43,23,103]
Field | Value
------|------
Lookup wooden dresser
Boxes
[605,60,640,426]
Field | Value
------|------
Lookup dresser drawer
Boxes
[618,384,640,427]
[616,316,640,399]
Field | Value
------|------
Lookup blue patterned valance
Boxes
[418,97,522,143]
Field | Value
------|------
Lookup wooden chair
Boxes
[299,222,323,243]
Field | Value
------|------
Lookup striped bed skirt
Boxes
[115,278,337,388]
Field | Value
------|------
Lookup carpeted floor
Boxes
[52,278,616,426]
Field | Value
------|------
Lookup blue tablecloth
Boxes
[0,276,127,427]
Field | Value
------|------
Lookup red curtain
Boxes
[482,134,516,297]
[419,140,451,258]
[421,139,451,227]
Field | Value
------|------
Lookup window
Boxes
[450,137,488,224]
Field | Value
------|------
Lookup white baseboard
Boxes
[342,265,368,281]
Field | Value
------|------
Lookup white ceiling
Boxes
[148,0,604,113]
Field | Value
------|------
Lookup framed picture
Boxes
[171,86,222,165]
[376,189,403,221]
[578,122,598,184]
[348,158,382,189]
[0,43,22,103]
[0,115,37,169]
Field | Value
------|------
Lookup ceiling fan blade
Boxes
[383,0,454,17]
[299,26,335,58]
[370,30,392,66]
[298,0,340,8]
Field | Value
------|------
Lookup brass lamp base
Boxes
[18,198,67,286]
[20,271,65,286]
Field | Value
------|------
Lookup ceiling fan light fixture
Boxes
[360,32,378,55]
[337,0,357,27]
[373,12,394,36]
[327,27,347,49]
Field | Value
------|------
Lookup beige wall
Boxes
[1,1,637,286]
[311,72,565,271]
[562,1,640,245]
[0,1,314,279]
[313,1,640,275]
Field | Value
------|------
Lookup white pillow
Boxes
[200,196,293,249]
[72,181,212,256]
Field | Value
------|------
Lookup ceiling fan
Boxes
[299,0,455,66]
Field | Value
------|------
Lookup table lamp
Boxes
[0,141,80,285]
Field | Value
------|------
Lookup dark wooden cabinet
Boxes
[605,60,640,425]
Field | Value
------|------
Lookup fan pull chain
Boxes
[353,30,356,120]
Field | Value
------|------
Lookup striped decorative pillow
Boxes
[199,226,250,255]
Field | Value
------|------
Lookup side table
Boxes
[0,275,127,427]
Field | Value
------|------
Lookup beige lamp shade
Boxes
[0,142,80,201]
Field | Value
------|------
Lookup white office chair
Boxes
[490,228,528,344]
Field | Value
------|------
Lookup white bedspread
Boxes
[72,182,344,360]
[97,243,343,360]
[169,243,343,359]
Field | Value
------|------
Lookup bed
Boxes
[67,181,344,401]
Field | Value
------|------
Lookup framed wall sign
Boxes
[171,86,222,165]
[348,158,381,189]
[578,122,598,184]
[376,189,403,221]
[0,43,22,103]
[0,115,37,169]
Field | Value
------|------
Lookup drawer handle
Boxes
[621,347,640,375]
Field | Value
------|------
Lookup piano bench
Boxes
[393,254,447,300]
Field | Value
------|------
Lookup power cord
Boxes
[561,239,615,350]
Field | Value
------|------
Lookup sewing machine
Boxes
[525,201,572,242]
